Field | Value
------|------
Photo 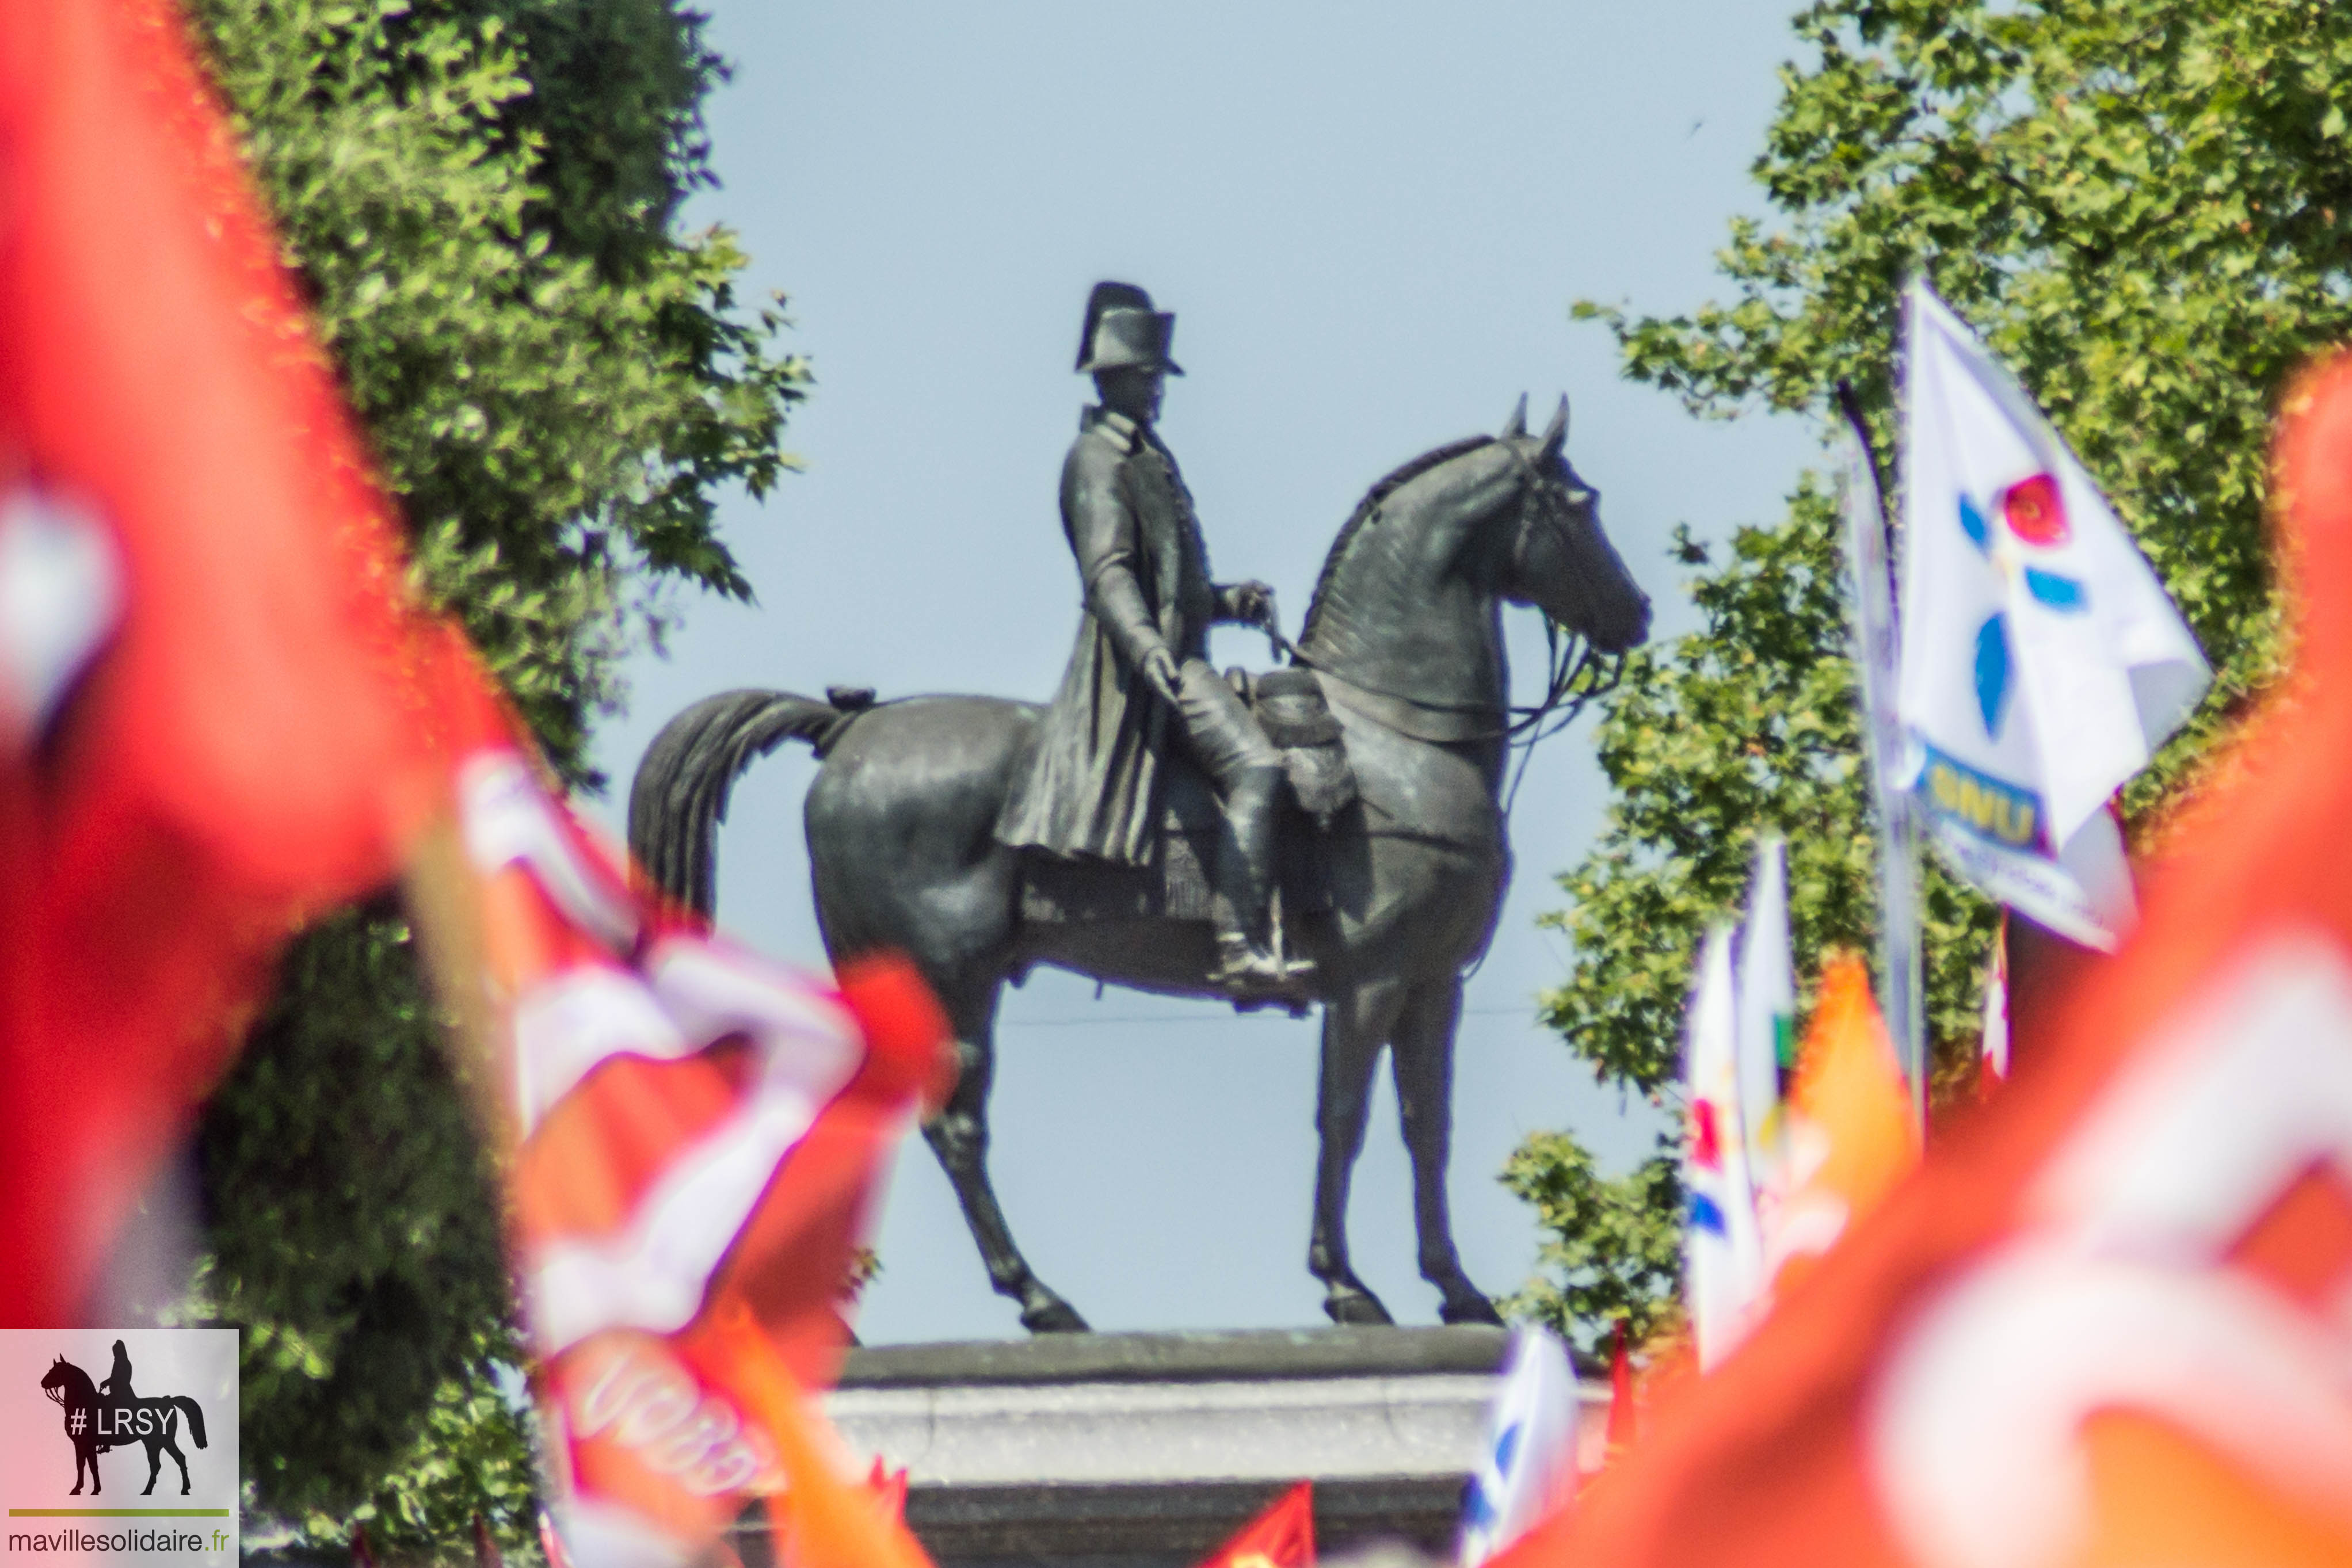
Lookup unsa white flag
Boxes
[1896,279,2209,948]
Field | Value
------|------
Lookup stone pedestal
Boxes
[813,1327,1609,1568]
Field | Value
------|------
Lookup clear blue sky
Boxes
[584,2,1819,1345]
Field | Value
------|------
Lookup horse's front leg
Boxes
[1393,975,1503,1325]
[70,1448,85,1495]
[1310,978,1406,1325]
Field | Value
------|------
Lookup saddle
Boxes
[1020,666,1358,925]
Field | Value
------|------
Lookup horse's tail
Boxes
[173,1397,207,1449]
[628,688,870,916]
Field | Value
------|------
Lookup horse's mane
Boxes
[1299,436,1497,645]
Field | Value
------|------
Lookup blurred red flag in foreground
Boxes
[1197,1481,1314,1568]
[0,19,947,1568]
[415,647,950,1567]
[1549,357,2352,1567]
[0,0,437,1322]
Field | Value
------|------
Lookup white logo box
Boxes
[0,1330,237,1566]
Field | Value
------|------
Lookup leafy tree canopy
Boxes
[1509,0,2352,1346]
[181,0,808,1543]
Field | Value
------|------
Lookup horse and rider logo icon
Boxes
[37,1340,209,1496]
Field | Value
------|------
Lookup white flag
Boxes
[1897,279,2209,948]
[1980,920,2010,1084]
[1458,1327,1581,1565]
[1735,837,1794,1196]
[1841,411,1927,1105]
[1683,925,1762,1368]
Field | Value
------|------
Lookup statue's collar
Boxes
[1082,405,1151,452]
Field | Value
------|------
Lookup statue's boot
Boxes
[1207,765,1314,1004]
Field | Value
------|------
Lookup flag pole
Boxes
[1835,379,1928,1133]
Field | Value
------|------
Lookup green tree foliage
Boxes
[1500,1135,1682,1360]
[179,0,809,1543]
[1510,0,2352,1343]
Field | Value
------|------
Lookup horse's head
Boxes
[1496,395,1650,653]
[41,1357,75,1404]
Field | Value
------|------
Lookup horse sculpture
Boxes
[40,1356,208,1496]
[630,396,1649,1330]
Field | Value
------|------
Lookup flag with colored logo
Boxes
[418,653,948,1568]
[1201,1482,1314,1568]
[1459,1327,1581,1565]
[1680,927,1763,1368]
[1897,278,2208,949]
[0,0,440,1322]
[1516,353,2352,1568]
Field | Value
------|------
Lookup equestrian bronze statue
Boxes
[630,282,1650,1332]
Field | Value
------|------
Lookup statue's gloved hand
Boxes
[1220,580,1278,628]
[1139,645,1182,707]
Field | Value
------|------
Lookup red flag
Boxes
[1198,1482,1314,1568]
[1607,1321,1637,1452]
[0,0,437,1322]
[868,1458,912,1527]
[1535,356,2352,1567]
[417,650,950,1567]
[471,1514,505,1568]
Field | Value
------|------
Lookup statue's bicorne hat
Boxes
[1076,280,1183,376]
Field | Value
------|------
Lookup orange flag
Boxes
[0,0,438,1322]
[711,1298,935,1568]
[1199,1482,1314,1568]
[1530,355,2352,1567]
[1762,955,1920,1296]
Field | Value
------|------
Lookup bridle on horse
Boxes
[1265,438,1625,778]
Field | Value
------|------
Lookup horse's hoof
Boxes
[1020,1295,1090,1334]
[1323,1285,1394,1326]
[1440,1290,1507,1327]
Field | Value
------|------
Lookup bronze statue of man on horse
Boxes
[631,278,1649,1331]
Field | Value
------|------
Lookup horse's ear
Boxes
[1501,394,1527,440]
[1538,394,1569,461]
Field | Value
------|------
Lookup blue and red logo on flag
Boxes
[1958,472,2090,739]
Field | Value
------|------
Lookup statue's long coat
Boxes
[997,407,1219,864]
